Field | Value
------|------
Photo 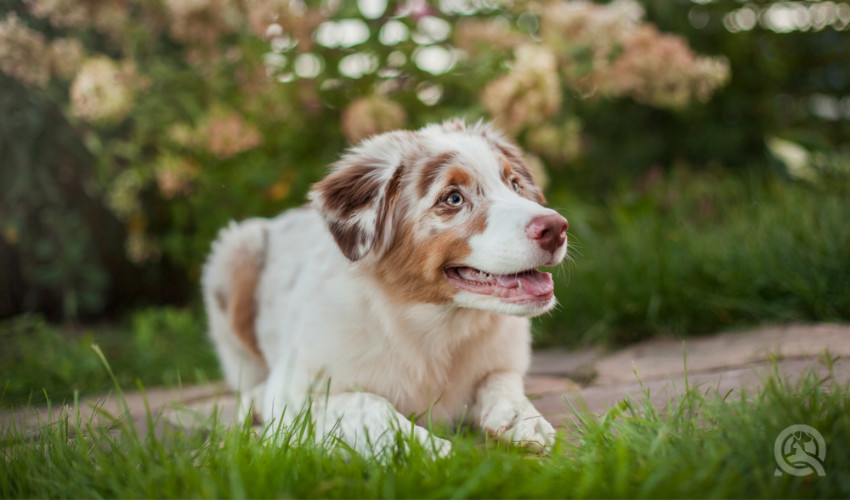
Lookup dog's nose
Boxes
[526,214,568,254]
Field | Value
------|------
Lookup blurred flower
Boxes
[244,0,288,36]
[203,111,263,158]
[155,154,198,199]
[107,169,146,221]
[526,119,583,165]
[341,96,407,143]
[164,0,242,46]
[244,0,322,51]
[25,0,89,29]
[89,2,131,41]
[70,57,137,125]
[165,123,198,149]
[453,18,521,56]
[481,44,561,136]
[537,0,729,108]
[0,13,51,88]
[25,0,130,40]
[541,0,642,54]
[767,137,816,182]
[589,26,730,108]
[49,38,84,79]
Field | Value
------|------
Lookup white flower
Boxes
[70,56,137,124]
[0,13,50,88]
[481,44,561,135]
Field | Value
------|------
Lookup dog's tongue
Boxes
[494,271,553,296]
[453,267,554,302]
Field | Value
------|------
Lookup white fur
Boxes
[203,121,564,456]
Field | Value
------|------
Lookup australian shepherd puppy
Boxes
[203,119,569,456]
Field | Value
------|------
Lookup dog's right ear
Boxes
[309,136,407,261]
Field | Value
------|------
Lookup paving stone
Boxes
[1,383,230,433]
[592,323,850,386]
[529,346,605,382]
[162,393,240,429]
[533,357,850,429]
[525,375,582,398]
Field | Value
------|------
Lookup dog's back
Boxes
[202,218,269,393]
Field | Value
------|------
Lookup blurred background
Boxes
[1,0,848,405]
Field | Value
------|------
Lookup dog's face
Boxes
[310,120,568,317]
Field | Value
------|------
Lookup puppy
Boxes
[202,120,568,456]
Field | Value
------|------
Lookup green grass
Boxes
[539,173,850,346]
[0,308,220,408]
[2,358,847,498]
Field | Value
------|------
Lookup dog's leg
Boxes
[314,392,452,458]
[473,371,555,452]
[259,366,451,458]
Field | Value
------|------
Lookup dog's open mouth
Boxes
[444,266,554,303]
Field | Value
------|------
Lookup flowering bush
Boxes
[0,0,733,318]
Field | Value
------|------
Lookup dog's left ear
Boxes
[309,137,407,261]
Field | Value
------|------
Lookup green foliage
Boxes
[0,0,732,318]
[1,0,848,348]
[537,172,850,346]
[642,0,850,170]
[0,308,219,408]
[0,75,111,319]
[2,362,847,498]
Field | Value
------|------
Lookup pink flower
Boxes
[341,96,407,144]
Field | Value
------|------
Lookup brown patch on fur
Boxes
[312,161,398,261]
[318,163,407,261]
[373,203,490,305]
[373,162,406,252]
[500,159,513,185]
[327,220,370,261]
[494,143,546,204]
[215,289,228,312]
[228,248,266,365]
[313,164,382,219]
[446,167,473,188]
[465,205,489,235]
[418,152,456,198]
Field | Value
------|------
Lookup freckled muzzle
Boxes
[443,204,567,307]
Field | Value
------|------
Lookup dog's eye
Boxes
[446,192,465,207]
[512,181,521,194]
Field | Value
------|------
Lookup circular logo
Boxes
[774,424,826,477]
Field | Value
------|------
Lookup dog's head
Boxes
[309,120,568,317]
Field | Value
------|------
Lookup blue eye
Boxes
[446,192,464,207]
[512,181,521,194]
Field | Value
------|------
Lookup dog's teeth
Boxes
[517,280,523,291]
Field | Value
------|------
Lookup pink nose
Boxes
[526,214,568,254]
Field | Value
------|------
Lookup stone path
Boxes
[3,323,849,434]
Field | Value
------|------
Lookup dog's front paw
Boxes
[480,400,555,452]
